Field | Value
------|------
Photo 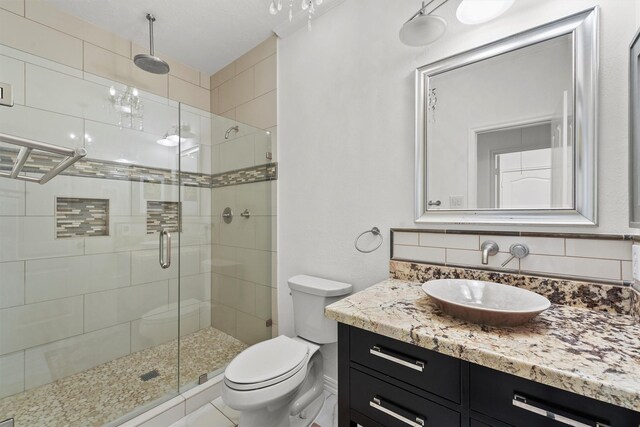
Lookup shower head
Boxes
[134,14,170,75]
[224,125,239,139]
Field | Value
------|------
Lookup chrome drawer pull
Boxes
[370,397,425,427]
[513,394,610,427]
[370,346,425,372]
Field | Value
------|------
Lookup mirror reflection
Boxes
[425,34,574,211]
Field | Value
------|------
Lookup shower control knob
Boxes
[222,207,233,224]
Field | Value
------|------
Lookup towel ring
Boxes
[355,227,383,253]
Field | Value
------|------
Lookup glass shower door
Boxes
[177,107,275,390]
[0,46,184,425]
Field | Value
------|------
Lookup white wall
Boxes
[278,0,640,380]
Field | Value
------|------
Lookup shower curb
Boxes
[115,373,224,427]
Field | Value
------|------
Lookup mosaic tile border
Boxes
[56,197,109,238]
[389,260,634,316]
[211,163,277,188]
[0,147,277,189]
[146,201,181,234]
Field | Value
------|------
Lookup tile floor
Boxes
[0,327,247,427]
[170,393,338,427]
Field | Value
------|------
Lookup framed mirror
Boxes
[630,26,640,228]
[415,8,598,225]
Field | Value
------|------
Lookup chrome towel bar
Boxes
[0,132,87,184]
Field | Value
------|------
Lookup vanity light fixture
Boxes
[456,0,514,25]
[399,0,449,47]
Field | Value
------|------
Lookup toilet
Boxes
[222,275,352,427]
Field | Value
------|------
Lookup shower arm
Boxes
[147,14,155,56]
[404,0,448,24]
[224,125,239,139]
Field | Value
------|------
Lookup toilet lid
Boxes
[225,336,308,385]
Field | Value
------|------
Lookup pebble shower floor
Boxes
[0,327,247,426]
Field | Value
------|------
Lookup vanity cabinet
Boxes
[338,324,640,427]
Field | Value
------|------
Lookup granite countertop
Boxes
[325,279,640,412]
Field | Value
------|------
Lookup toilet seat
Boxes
[224,336,309,391]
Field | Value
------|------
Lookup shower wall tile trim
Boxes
[0,147,278,189]
[56,197,109,238]
[210,163,277,188]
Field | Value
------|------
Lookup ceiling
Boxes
[43,0,343,75]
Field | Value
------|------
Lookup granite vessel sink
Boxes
[422,279,551,326]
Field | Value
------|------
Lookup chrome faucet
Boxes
[480,240,499,265]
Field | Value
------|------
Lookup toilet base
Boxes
[238,402,291,427]
[289,391,324,427]
[237,391,324,427]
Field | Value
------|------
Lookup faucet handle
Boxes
[501,243,530,267]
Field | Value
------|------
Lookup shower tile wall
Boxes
[210,39,278,343]
[0,179,213,397]
[0,1,214,400]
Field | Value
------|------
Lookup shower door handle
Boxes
[159,229,171,269]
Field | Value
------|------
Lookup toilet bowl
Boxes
[222,275,352,427]
[223,336,323,427]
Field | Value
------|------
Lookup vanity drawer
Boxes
[470,364,640,427]
[350,368,460,427]
[350,327,460,403]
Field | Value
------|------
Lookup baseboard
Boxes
[324,375,338,395]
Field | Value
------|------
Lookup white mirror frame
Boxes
[415,7,598,225]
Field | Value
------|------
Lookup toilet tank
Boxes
[288,275,352,344]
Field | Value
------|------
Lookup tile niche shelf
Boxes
[55,197,109,238]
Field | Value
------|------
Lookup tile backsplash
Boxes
[392,229,633,285]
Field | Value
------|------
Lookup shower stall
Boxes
[0,33,275,426]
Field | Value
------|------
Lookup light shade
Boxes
[399,14,447,47]
[456,0,514,25]
[156,135,179,147]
